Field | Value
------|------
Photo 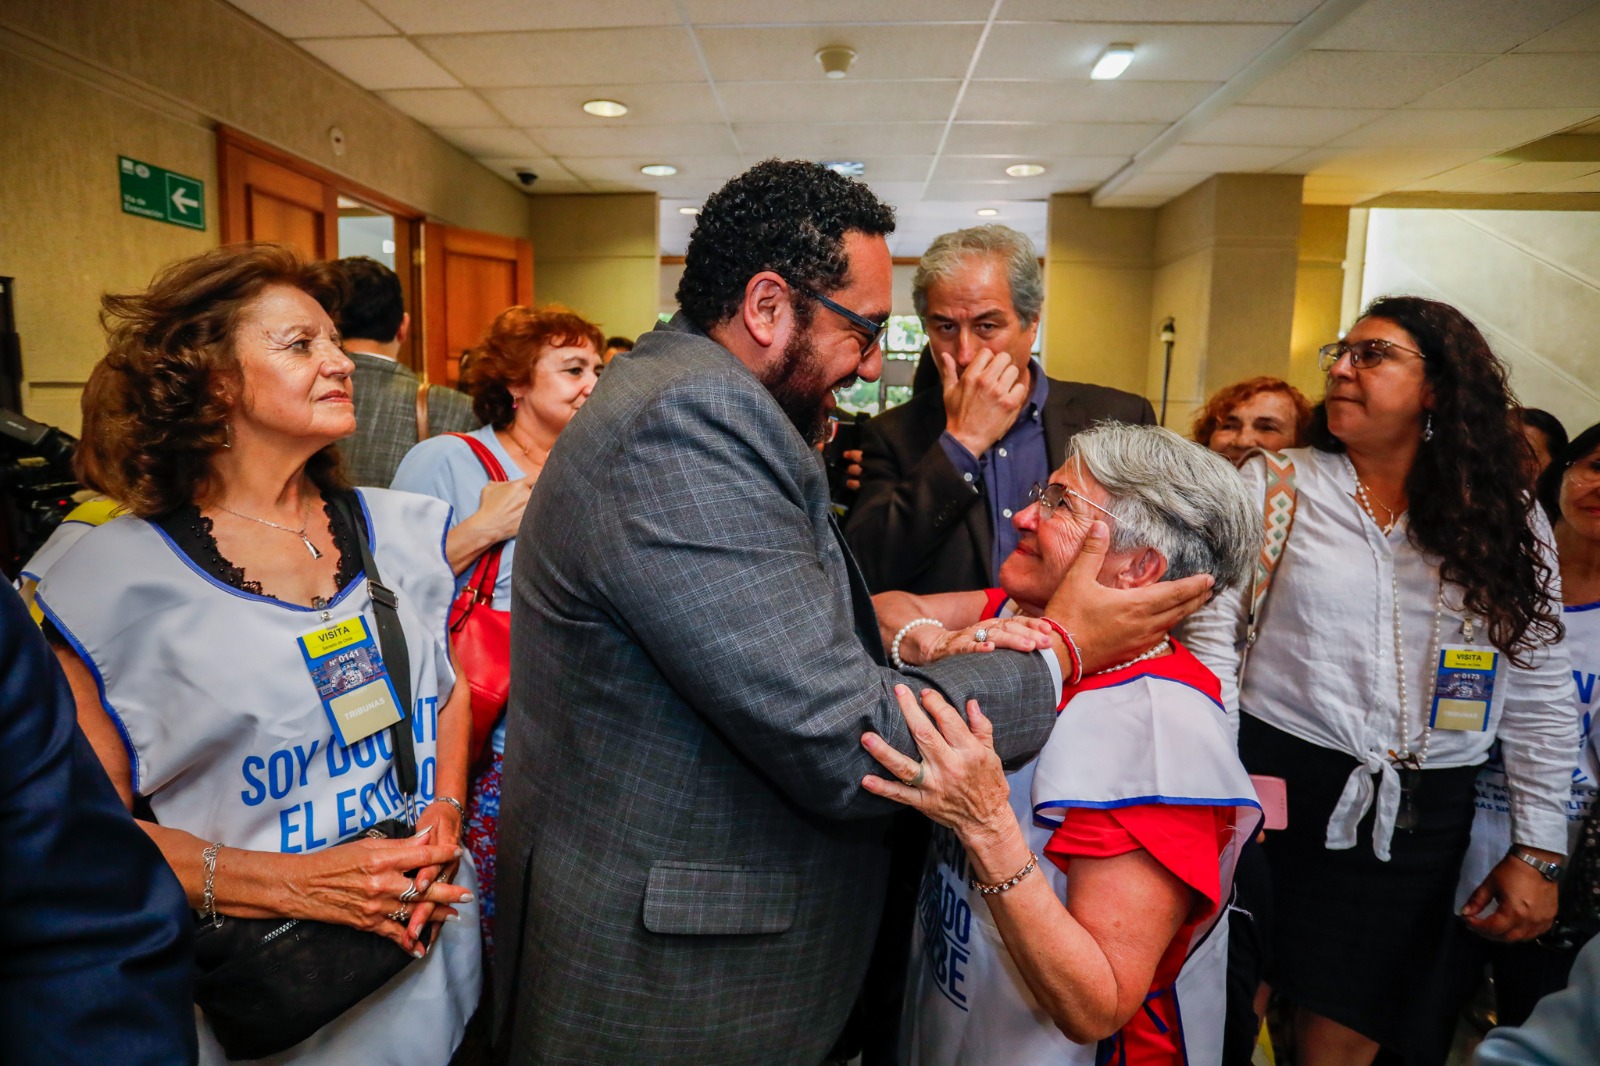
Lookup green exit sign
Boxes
[119,155,205,230]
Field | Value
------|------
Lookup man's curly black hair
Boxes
[676,159,896,331]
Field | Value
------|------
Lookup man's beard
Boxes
[761,328,854,446]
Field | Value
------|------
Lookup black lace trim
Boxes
[156,492,362,602]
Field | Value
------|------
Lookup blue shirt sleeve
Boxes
[392,435,488,532]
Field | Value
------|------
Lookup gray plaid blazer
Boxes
[341,353,478,488]
[494,315,1057,1065]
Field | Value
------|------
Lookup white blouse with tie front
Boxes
[1180,447,1576,861]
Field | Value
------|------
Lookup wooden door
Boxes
[421,223,533,385]
[219,140,338,257]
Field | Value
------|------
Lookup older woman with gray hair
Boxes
[866,423,1263,1066]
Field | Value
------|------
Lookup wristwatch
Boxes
[1510,847,1564,882]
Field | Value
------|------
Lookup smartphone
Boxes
[1250,774,1288,831]
[824,418,862,503]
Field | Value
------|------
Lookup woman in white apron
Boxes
[37,244,480,1064]
[868,424,1264,1065]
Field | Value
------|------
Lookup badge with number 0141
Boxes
[1429,645,1499,732]
[296,615,403,747]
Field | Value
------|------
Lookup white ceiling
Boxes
[226,0,1600,255]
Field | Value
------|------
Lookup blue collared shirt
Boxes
[937,359,1051,582]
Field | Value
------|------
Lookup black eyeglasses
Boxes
[797,286,888,358]
[1317,338,1426,373]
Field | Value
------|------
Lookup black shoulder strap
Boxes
[333,491,418,802]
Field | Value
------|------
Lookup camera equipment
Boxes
[823,412,865,507]
[0,408,80,579]
[516,169,539,187]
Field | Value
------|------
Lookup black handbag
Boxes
[192,493,432,1060]
[1541,804,1600,951]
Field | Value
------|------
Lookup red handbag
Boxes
[445,433,512,763]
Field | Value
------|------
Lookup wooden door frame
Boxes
[420,222,534,386]
[215,127,428,371]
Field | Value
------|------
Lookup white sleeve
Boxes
[1177,456,1265,741]
[1499,508,1581,855]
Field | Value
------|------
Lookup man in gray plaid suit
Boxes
[495,161,1211,1064]
[334,257,477,487]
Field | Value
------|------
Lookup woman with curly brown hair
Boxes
[1182,296,1576,1066]
[35,243,481,1063]
[1192,375,1312,465]
[391,303,603,965]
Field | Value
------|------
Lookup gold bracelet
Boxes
[970,851,1039,896]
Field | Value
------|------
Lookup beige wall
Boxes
[1146,175,1303,434]
[1044,195,1157,395]
[1360,208,1600,433]
[529,195,660,343]
[0,0,528,431]
[1290,205,1350,402]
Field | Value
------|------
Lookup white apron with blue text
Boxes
[37,488,480,1065]
[905,666,1261,1066]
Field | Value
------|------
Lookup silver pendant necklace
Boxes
[215,499,323,559]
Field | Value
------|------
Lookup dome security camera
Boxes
[515,169,539,187]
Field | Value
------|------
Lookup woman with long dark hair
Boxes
[1183,296,1575,1065]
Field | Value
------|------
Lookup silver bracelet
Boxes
[431,795,466,819]
[891,617,945,671]
[970,851,1039,896]
[201,842,225,928]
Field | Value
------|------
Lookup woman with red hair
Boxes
[1192,376,1312,465]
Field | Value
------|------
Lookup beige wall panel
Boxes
[1204,244,1300,391]
[2,0,526,236]
[1290,205,1350,401]
[529,194,660,342]
[0,50,215,430]
[1147,250,1213,434]
[1046,195,1157,398]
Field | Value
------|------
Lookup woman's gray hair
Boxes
[912,225,1044,327]
[1070,423,1260,591]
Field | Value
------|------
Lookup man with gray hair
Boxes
[845,224,1155,596]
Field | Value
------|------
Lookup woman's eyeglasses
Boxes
[1027,482,1121,524]
[1317,338,1426,372]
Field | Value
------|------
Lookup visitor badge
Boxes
[297,614,403,747]
[1429,644,1498,732]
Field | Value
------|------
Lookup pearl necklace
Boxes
[1353,474,1404,536]
[1093,638,1172,676]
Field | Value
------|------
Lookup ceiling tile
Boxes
[697,24,984,82]
[379,88,507,127]
[960,80,1215,124]
[561,156,744,182]
[438,127,542,157]
[225,0,395,38]
[365,0,678,33]
[474,156,582,183]
[733,123,947,157]
[1147,144,1304,173]
[943,121,1165,156]
[976,21,1293,83]
[682,0,993,24]
[1514,3,1600,51]
[482,83,721,127]
[1274,147,1487,182]
[1190,105,1387,147]
[1410,54,1600,109]
[530,123,739,157]
[1329,109,1598,150]
[1240,51,1490,109]
[417,27,699,87]
[722,81,961,124]
[1441,161,1600,192]
[933,155,1127,182]
[1396,157,1520,190]
[298,36,461,89]
[923,177,1089,199]
[1541,168,1600,191]
[1106,172,1209,198]
[1095,194,1171,207]
[1312,0,1595,54]
[839,157,937,182]
[1000,0,1320,21]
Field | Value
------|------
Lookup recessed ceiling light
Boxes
[582,99,628,118]
[1005,163,1046,178]
[815,46,856,79]
[678,206,699,215]
[1090,44,1135,81]
[820,161,865,178]
[976,208,1000,217]
[640,164,678,176]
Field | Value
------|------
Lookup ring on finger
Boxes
[904,762,927,788]
[973,627,989,643]
[387,906,410,923]
[398,879,421,904]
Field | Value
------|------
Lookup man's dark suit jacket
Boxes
[845,372,1156,594]
[343,352,479,487]
[0,584,196,1064]
[494,315,1058,1065]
